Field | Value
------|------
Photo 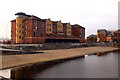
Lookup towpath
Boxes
[1,46,118,69]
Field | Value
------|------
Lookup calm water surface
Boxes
[33,52,119,78]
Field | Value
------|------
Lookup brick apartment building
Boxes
[97,29,107,42]
[97,29,114,42]
[87,34,97,43]
[113,29,120,43]
[11,12,85,44]
[71,24,85,42]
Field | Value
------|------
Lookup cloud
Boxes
[0,0,119,38]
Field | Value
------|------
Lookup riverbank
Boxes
[1,46,119,69]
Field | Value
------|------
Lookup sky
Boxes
[0,0,119,39]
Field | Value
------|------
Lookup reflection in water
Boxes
[4,50,119,79]
[10,66,33,79]
[0,69,11,78]
[85,55,88,57]
[34,52,118,78]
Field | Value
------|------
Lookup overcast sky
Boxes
[0,0,119,39]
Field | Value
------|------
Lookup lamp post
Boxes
[6,25,8,40]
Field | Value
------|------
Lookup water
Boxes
[1,51,119,79]
[33,52,119,78]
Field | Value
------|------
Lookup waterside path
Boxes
[1,46,119,69]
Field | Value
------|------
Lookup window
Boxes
[40,27,44,33]
[16,30,19,33]
[34,26,37,30]
[58,30,62,32]
[19,36,21,39]
[17,15,24,18]
[34,20,37,25]
[41,33,44,37]
[47,29,49,31]
[19,30,21,33]
[17,24,21,27]
[41,22,44,27]
[34,32,37,37]
[47,24,52,26]
[25,32,27,34]
[80,35,81,38]
[25,26,27,29]
[47,28,52,32]
[22,31,24,34]
[22,26,24,28]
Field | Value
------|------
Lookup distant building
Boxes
[45,18,53,36]
[52,21,58,37]
[87,34,97,43]
[11,12,85,44]
[113,29,120,43]
[106,31,113,42]
[97,29,115,42]
[71,24,85,38]
[63,23,72,37]
[56,20,64,36]
[71,24,85,42]
[97,29,107,42]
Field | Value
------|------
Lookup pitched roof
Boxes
[52,21,58,23]
[114,29,120,33]
[87,34,97,38]
[21,15,41,22]
[63,23,67,25]
[15,12,26,16]
[71,24,85,29]
[40,19,47,22]
[97,29,107,32]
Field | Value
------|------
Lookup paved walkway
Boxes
[1,47,118,69]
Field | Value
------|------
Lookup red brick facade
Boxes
[11,12,85,44]
[11,20,16,44]
[71,24,85,39]
[113,29,120,43]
